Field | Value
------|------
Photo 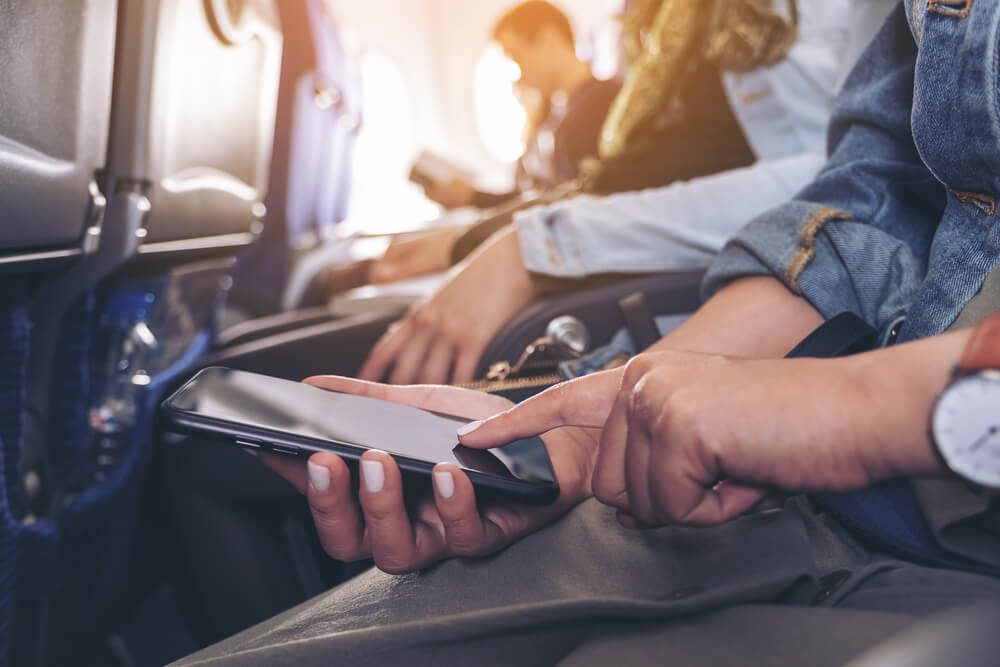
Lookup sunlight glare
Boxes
[475,44,527,163]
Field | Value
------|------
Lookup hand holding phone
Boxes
[162,371,600,573]
[161,367,560,504]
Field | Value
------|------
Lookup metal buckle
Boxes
[82,180,108,255]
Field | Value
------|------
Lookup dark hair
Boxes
[491,1,574,48]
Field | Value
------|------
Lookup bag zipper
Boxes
[455,372,565,393]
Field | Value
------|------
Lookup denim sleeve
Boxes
[515,152,825,279]
[703,5,945,335]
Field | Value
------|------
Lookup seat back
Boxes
[19,0,284,510]
[107,0,281,257]
[230,0,362,317]
[0,2,283,664]
[282,0,360,244]
[0,0,117,268]
[0,3,118,666]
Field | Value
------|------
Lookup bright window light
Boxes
[340,51,439,236]
[474,44,527,163]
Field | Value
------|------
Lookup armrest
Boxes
[205,310,399,380]
[217,274,437,348]
[477,269,705,375]
[213,270,705,382]
[217,305,346,348]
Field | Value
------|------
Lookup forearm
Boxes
[656,284,970,478]
[650,276,824,358]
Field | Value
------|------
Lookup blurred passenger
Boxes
[417,1,620,211]
[349,0,619,287]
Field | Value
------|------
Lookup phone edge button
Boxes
[235,439,262,450]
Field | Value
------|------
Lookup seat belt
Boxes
[619,291,662,352]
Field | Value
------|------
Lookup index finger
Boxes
[458,368,622,449]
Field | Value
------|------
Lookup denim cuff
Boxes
[704,200,925,333]
[702,201,826,300]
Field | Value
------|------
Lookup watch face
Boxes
[932,371,1000,489]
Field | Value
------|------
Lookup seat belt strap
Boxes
[619,292,661,352]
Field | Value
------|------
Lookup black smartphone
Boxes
[160,367,560,505]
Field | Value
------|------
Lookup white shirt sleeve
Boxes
[516,152,826,278]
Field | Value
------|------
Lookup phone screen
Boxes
[165,367,557,486]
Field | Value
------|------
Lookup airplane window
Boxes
[474,43,528,163]
[339,50,439,236]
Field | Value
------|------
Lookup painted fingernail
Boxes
[361,459,385,494]
[434,470,455,499]
[308,462,330,492]
[456,420,483,437]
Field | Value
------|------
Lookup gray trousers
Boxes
[175,498,1000,666]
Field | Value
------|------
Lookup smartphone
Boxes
[160,367,560,505]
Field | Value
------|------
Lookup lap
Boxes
[558,605,918,667]
[173,498,1000,666]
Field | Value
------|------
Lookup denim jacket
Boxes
[704,0,1000,345]
[515,0,896,279]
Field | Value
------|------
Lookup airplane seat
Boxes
[0,1,283,664]
[0,1,116,271]
[228,0,362,320]
[105,0,280,259]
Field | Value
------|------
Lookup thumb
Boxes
[457,369,622,448]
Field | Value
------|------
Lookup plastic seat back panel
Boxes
[108,0,281,250]
[0,0,116,253]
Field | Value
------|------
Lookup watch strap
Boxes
[958,311,1000,373]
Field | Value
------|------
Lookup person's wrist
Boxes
[851,343,952,480]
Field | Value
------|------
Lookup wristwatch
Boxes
[931,312,1000,489]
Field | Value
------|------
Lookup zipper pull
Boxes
[487,361,512,382]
